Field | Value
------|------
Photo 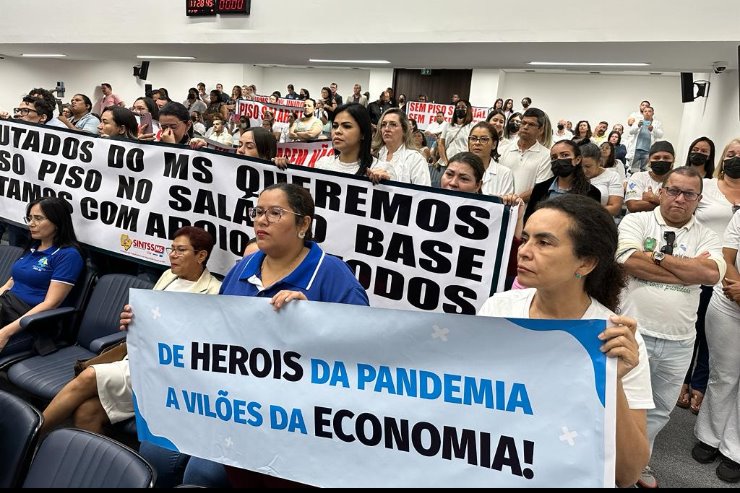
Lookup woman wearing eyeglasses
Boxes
[41,227,221,485]
[371,108,431,185]
[0,197,84,355]
[467,121,514,197]
[122,183,368,487]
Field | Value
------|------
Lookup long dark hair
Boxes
[134,97,159,120]
[26,197,81,252]
[102,106,139,139]
[242,127,277,160]
[684,136,716,178]
[332,103,374,176]
[261,183,315,242]
[598,142,617,169]
[536,194,626,311]
[553,140,591,195]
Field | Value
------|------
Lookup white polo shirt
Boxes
[481,158,515,197]
[478,289,654,410]
[625,171,663,203]
[498,139,552,195]
[616,209,726,340]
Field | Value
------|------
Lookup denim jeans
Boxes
[643,334,695,451]
[633,149,650,173]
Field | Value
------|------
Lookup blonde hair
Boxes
[715,138,740,179]
[371,108,415,155]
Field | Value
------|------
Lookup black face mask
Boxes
[507,121,520,133]
[650,160,673,175]
[723,156,740,179]
[689,152,708,166]
[551,159,576,177]
[454,109,467,119]
[557,123,564,131]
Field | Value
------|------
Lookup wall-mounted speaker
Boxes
[680,72,695,103]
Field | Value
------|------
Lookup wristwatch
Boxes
[652,251,666,266]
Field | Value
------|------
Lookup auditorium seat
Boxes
[0,266,97,370]
[21,428,155,488]
[0,390,43,488]
[6,274,153,401]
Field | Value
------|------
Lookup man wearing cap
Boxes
[616,165,726,487]
[627,106,663,173]
[625,141,675,213]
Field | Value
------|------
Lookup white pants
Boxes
[695,302,740,463]
[643,334,695,451]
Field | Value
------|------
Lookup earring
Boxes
[575,273,583,279]
[298,231,305,239]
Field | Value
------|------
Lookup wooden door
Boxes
[392,69,472,104]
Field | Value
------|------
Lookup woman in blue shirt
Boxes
[124,183,368,487]
[0,197,84,354]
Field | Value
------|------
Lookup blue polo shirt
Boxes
[9,245,84,306]
[220,242,369,306]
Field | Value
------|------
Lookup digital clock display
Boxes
[186,0,217,16]
[217,0,251,15]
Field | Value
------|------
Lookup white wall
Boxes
[259,67,370,102]
[469,70,503,108]
[0,58,249,113]
[676,71,740,164]
[498,72,684,144]
[368,69,394,102]
[4,1,737,45]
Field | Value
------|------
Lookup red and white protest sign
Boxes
[276,141,334,167]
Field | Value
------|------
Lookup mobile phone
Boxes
[138,112,153,134]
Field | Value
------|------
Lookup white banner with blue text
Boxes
[128,291,617,488]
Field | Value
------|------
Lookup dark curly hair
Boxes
[536,194,626,311]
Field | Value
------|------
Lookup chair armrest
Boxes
[19,307,76,331]
[89,332,127,354]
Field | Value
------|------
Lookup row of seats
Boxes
[0,390,155,487]
[0,245,158,486]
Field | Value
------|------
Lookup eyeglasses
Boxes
[14,108,38,116]
[166,247,195,257]
[663,187,699,202]
[519,121,541,129]
[23,215,47,224]
[380,121,400,129]
[468,136,492,144]
[248,206,304,224]
[661,231,676,255]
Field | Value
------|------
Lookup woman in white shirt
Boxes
[478,194,653,487]
[438,100,475,167]
[371,108,431,186]
[581,142,625,217]
[467,121,514,197]
[314,103,379,176]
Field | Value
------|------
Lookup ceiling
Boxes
[0,41,736,73]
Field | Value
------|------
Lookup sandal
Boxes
[676,383,691,409]
[690,389,704,415]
